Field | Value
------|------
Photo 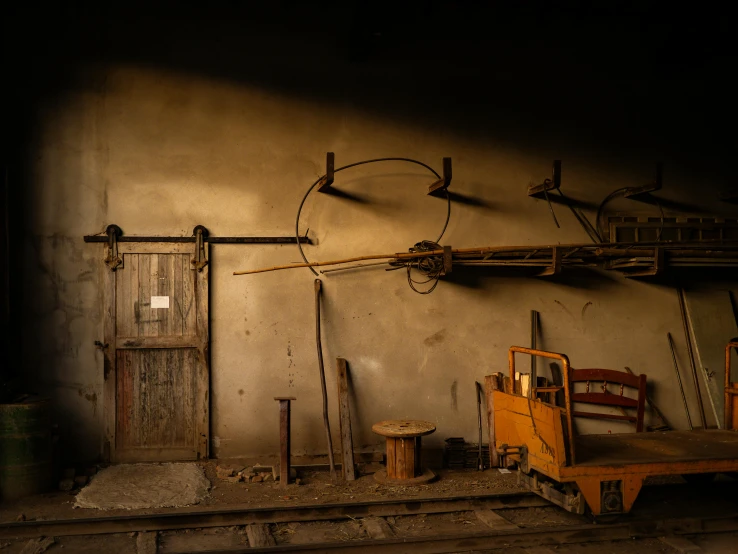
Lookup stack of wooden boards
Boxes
[443,438,490,469]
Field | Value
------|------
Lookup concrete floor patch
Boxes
[74,463,210,510]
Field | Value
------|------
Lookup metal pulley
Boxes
[104,224,123,271]
[191,225,209,271]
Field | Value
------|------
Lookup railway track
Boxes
[2,485,738,553]
[0,491,547,540]
[239,514,738,553]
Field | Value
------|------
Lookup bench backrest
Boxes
[569,368,647,432]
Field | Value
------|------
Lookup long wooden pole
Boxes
[677,288,707,428]
[234,250,444,275]
[667,332,693,430]
[233,241,732,276]
[314,279,337,479]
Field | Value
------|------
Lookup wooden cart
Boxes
[486,345,738,516]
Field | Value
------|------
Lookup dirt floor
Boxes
[0,460,699,524]
[0,464,524,523]
[4,520,735,554]
[2,464,736,554]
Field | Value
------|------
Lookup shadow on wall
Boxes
[443,265,738,293]
[5,2,737,198]
[442,266,622,292]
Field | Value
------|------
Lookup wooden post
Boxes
[314,280,337,479]
[336,358,356,481]
[484,374,503,468]
[274,397,296,486]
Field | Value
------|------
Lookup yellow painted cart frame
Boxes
[489,345,738,516]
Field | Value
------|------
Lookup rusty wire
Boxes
[402,240,445,294]
[295,158,450,281]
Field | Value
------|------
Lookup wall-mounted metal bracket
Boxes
[440,245,453,276]
[428,157,452,197]
[528,160,562,197]
[623,162,663,198]
[622,247,664,278]
[104,224,123,271]
[537,247,562,276]
[191,225,209,272]
[316,152,335,193]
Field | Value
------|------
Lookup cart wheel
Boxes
[682,473,717,484]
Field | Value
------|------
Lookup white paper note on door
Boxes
[151,296,170,309]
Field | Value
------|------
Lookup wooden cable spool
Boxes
[371,420,437,485]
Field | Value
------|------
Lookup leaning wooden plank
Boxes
[503,375,512,395]
[520,373,531,398]
[549,362,566,407]
[336,358,356,481]
[484,374,503,468]
[514,373,522,395]
[474,509,519,530]
[103,255,117,462]
[246,524,276,547]
[195,253,210,459]
[685,290,738,428]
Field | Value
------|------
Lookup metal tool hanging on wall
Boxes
[528,161,602,243]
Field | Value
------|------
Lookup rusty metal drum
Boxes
[0,399,52,501]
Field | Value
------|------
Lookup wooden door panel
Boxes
[104,242,209,463]
[116,348,197,450]
[116,348,195,449]
[115,253,196,338]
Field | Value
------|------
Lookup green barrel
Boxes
[0,400,52,501]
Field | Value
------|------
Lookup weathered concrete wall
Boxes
[16,7,737,462]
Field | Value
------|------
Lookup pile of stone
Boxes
[215,464,276,484]
[59,466,98,491]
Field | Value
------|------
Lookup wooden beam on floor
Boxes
[136,531,158,554]
[474,509,519,530]
[246,524,275,547]
[361,517,395,539]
